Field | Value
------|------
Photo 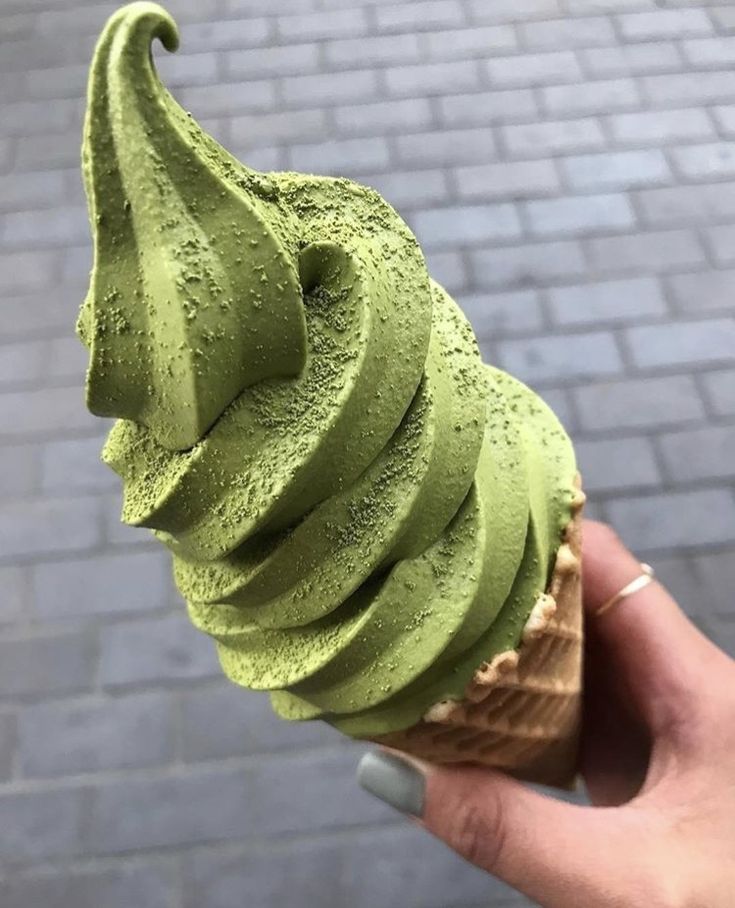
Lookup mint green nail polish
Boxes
[357,751,425,817]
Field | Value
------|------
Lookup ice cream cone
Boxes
[371,476,585,789]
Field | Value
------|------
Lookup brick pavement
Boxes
[1,0,734,905]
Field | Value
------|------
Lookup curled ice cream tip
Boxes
[78,1,307,451]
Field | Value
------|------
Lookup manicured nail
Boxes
[357,750,425,817]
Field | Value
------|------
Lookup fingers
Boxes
[582,520,723,741]
[416,758,660,908]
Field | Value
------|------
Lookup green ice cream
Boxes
[79,2,577,738]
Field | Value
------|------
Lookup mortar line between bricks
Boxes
[647,432,676,489]
[0,742,365,794]
[1,818,427,874]
[0,817,413,880]
[12,54,735,105]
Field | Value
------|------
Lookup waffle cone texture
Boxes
[372,476,585,789]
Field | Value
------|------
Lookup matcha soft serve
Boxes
[79,2,577,739]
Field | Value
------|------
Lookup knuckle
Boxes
[444,784,508,871]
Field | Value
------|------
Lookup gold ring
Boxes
[596,563,655,617]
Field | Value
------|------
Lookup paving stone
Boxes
[40,434,114,494]
[231,109,327,146]
[642,71,735,107]
[560,149,670,191]
[424,25,516,58]
[548,276,666,325]
[282,69,378,108]
[658,425,735,483]
[335,98,432,137]
[396,128,496,167]
[537,387,576,432]
[637,183,735,227]
[25,64,88,100]
[711,5,735,35]
[470,239,587,289]
[579,41,681,77]
[248,748,395,835]
[542,78,641,117]
[375,0,465,32]
[486,50,582,88]
[225,0,315,13]
[647,553,704,617]
[455,159,560,201]
[0,339,44,386]
[503,118,605,158]
[33,550,171,620]
[385,60,479,96]
[0,443,37,500]
[713,105,735,139]
[585,229,706,274]
[153,50,219,88]
[458,289,544,337]
[525,193,635,237]
[0,787,85,861]
[608,107,715,146]
[0,495,101,560]
[411,203,521,248]
[180,682,332,762]
[0,629,94,699]
[88,750,390,853]
[0,564,26,623]
[438,89,538,127]
[693,549,735,616]
[700,369,735,416]
[497,330,623,384]
[2,206,88,250]
[423,250,469,292]
[278,8,368,40]
[362,169,449,209]
[0,864,175,908]
[626,319,735,369]
[0,712,15,781]
[574,375,705,431]
[178,80,276,118]
[287,137,390,175]
[617,9,712,42]
[470,0,562,23]
[181,825,513,908]
[225,43,319,79]
[0,170,67,212]
[87,765,251,852]
[607,488,735,552]
[326,33,421,68]
[100,614,220,688]
[519,15,615,49]
[682,36,735,68]
[575,436,661,493]
[0,250,57,294]
[182,17,272,52]
[671,142,735,181]
[667,270,735,315]
[19,692,175,777]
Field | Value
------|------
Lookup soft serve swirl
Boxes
[80,2,577,737]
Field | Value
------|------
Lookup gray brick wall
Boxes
[1,1,734,906]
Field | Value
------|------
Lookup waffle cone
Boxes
[372,475,585,789]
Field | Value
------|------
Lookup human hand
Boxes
[358,520,735,907]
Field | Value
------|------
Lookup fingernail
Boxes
[357,750,425,817]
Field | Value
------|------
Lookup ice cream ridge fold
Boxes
[80,2,583,782]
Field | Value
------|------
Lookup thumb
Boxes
[358,750,659,908]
